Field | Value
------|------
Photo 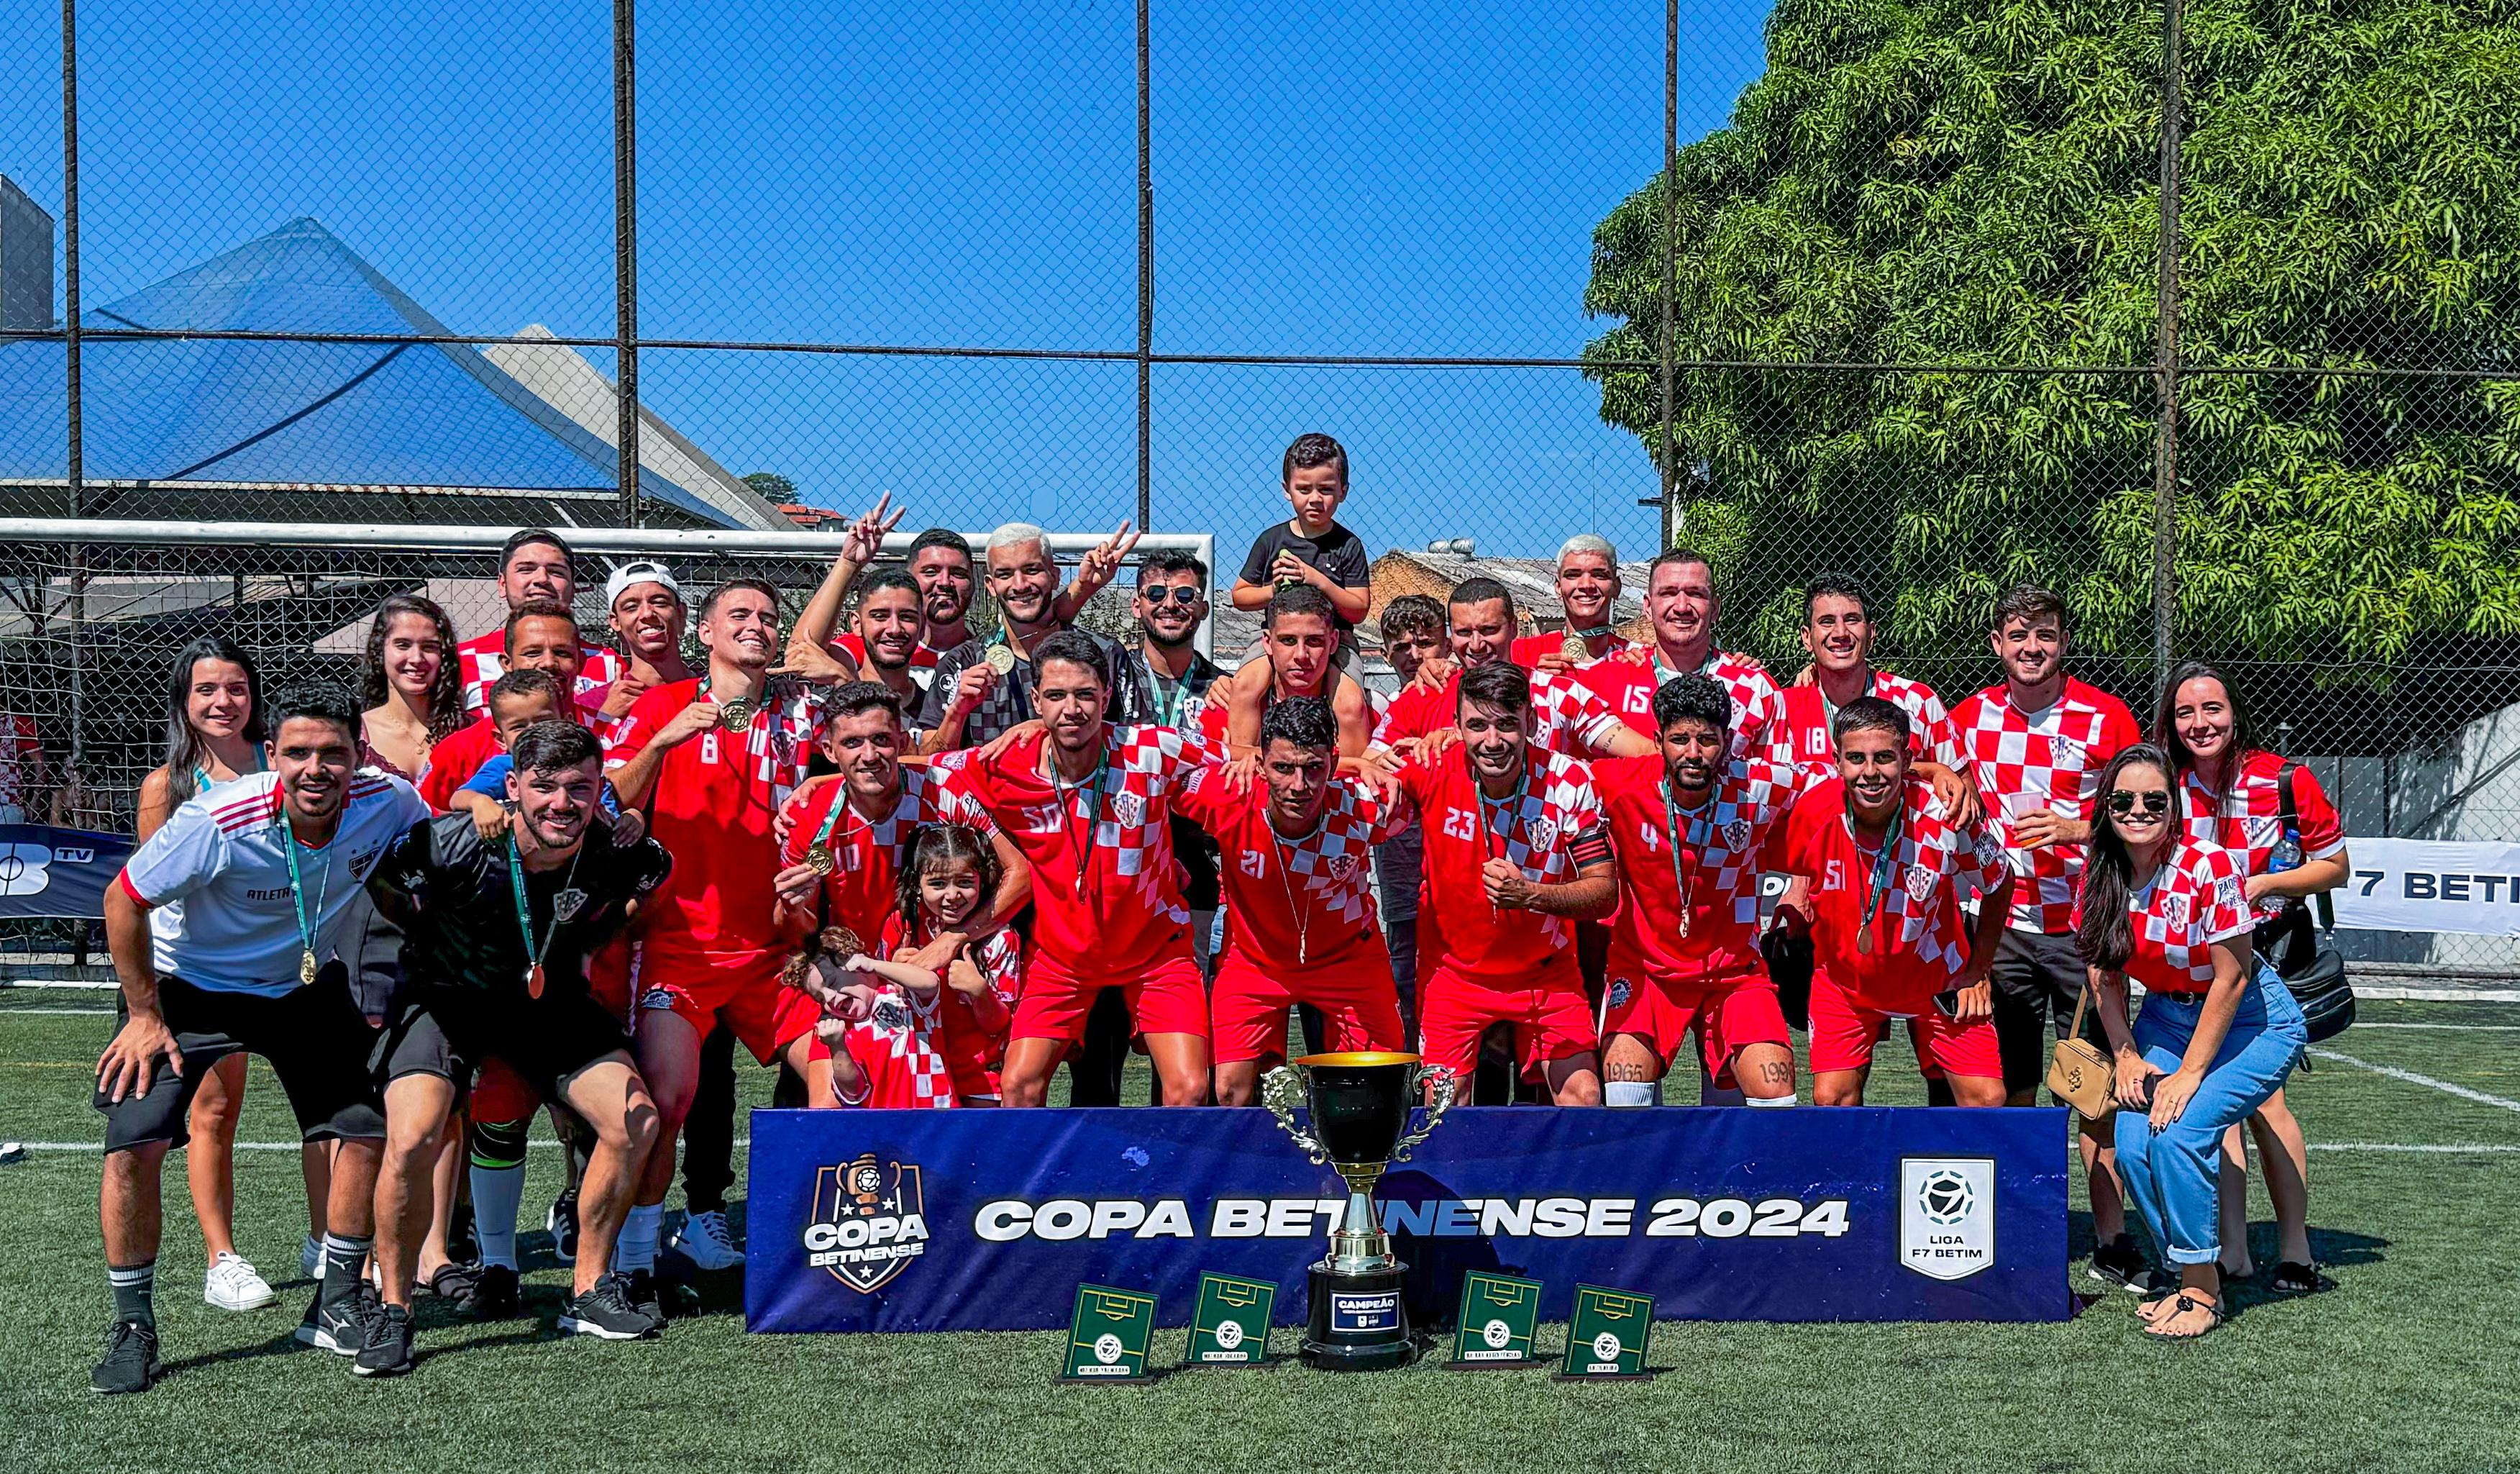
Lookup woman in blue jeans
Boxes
[2074,745,2306,1339]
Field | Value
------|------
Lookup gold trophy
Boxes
[1261,1051,1456,1370]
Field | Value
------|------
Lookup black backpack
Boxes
[2252,761,2355,1044]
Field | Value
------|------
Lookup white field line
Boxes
[2307,1047,2520,1115]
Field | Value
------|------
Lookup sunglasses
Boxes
[1140,586,1202,606]
[2107,789,2171,818]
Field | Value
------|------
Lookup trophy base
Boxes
[1300,1263,1417,1372]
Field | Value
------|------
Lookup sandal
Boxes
[2143,1291,2224,1339]
[2265,1261,2324,1296]
[423,1261,481,1303]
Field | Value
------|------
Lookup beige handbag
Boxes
[2045,984,2115,1120]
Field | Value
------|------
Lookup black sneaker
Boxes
[624,1268,666,1334]
[548,1191,580,1266]
[352,1304,414,1378]
[559,1275,657,1340]
[2089,1234,2158,1294]
[90,1320,162,1395]
[469,1263,521,1320]
[295,1283,375,1355]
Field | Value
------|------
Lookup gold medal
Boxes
[299,948,318,986]
[716,699,756,732]
[1559,629,1589,660]
[805,842,836,877]
[983,643,1018,676]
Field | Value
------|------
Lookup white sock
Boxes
[618,1204,662,1273]
[1744,1092,1799,1109]
[1604,1080,1657,1109]
[470,1163,526,1270]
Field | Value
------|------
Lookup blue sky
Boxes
[1,0,1772,557]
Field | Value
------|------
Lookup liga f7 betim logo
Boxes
[803,1152,932,1293]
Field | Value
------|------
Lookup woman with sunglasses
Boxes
[2158,661,2345,1294]
[2074,745,2307,1339]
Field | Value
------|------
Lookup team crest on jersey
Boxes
[2160,893,2189,928]
[1329,853,1360,882]
[1722,818,1752,852]
[1608,978,1631,1009]
[804,1152,931,1293]
[552,888,588,924]
[1113,791,1146,826]
[1528,817,1558,851]
[1904,863,1937,906]
[2051,737,2085,768]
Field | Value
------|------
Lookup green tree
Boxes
[742,471,798,509]
[1585,0,2520,690]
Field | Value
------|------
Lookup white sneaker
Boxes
[300,1234,322,1280]
[668,1209,745,1270]
[204,1252,277,1312]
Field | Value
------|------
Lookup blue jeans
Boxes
[2115,962,2307,1266]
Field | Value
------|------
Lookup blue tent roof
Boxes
[0,218,733,526]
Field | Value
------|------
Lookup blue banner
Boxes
[0,825,132,920]
[744,1106,2070,1332]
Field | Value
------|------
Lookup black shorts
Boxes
[372,986,631,1106]
[95,974,384,1153]
[1989,928,2099,1092]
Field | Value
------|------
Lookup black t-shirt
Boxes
[368,813,672,998]
[914,626,1150,748]
[1237,521,1372,632]
[1128,647,1225,911]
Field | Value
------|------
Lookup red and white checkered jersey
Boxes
[1372,666,1624,756]
[1776,670,1963,781]
[1398,747,1611,981]
[605,678,816,963]
[780,765,993,945]
[1508,630,1639,670]
[1767,775,2010,1014]
[955,724,1213,977]
[1594,754,1803,981]
[1949,677,2141,934]
[1574,648,1785,761]
[1173,766,1410,973]
[834,986,957,1109]
[2178,751,2345,921]
[456,629,626,719]
[2073,838,2253,996]
[879,911,1023,1086]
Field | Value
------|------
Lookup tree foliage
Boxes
[1585,0,2520,689]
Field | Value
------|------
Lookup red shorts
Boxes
[587,934,636,1019]
[1210,947,1406,1065]
[1012,947,1209,1045]
[1806,970,2001,1080]
[469,1057,538,1125]
[637,945,815,1065]
[1418,957,1597,1083]
[1601,957,1790,1089]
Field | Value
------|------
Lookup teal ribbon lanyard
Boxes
[1471,747,1531,913]
[1659,778,1711,938]
[1842,796,1907,955]
[505,834,583,996]
[1149,671,1192,729]
[275,811,330,986]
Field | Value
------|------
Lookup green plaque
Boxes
[1061,1283,1158,1383]
[1184,1273,1278,1367]
[1446,1271,1545,1369]
[1558,1283,1656,1380]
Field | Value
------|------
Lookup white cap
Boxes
[604,560,683,609]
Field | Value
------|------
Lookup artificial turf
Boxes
[2,991,2516,1473]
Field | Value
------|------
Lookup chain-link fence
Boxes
[1,0,2515,968]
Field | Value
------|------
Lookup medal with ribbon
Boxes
[507,834,586,999]
[275,811,330,988]
[1658,778,1712,940]
[1843,797,1907,955]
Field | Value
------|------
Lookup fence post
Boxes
[62,0,86,774]
[2150,0,2185,701]
[1658,0,1678,552]
[1136,0,1154,532]
[613,0,641,528]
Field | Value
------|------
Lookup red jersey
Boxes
[457,629,626,719]
[414,719,503,811]
[1372,666,1623,756]
[832,986,957,1109]
[1397,747,1611,982]
[1766,775,2009,1013]
[605,678,815,962]
[1776,670,1962,783]
[780,765,992,944]
[954,724,1213,976]
[2178,751,2345,922]
[1594,754,1804,980]
[2071,837,2252,996]
[1172,765,1410,973]
[1575,647,1785,760]
[1508,630,1638,669]
[1949,677,2141,934]
[878,911,1023,1093]
[832,632,941,686]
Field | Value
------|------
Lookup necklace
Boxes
[1843,796,1907,955]
[1264,806,1328,965]
[275,809,332,987]
[506,834,586,998]
[1051,745,1110,904]
[1658,777,1712,939]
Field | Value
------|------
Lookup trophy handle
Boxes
[1389,1064,1458,1163]
[1259,1065,1330,1164]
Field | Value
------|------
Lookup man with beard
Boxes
[770,683,1031,1103]
[917,523,1151,752]
[457,529,627,719]
[90,683,427,1393]
[1397,661,1617,1105]
[605,580,821,1318]
[1374,578,1651,762]
[1571,550,1786,758]
[419,602,594,809]
[364,722,671,1367]
[1510,534,1637,671]
[954,631,1214,1107]
[1174,698,1411,1106]
[1123,550,1225,983]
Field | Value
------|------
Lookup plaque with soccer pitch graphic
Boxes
[1444,1271,1545,1370]
[1557,1284,1656,1381]
[1060,1284,1158,1383]
[1183,1273,1280,1368]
